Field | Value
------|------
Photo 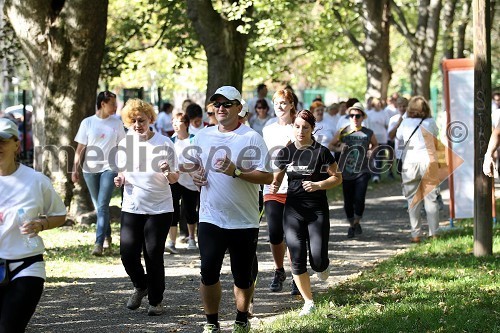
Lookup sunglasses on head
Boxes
[213,101,238,109]
[349,114,362,119]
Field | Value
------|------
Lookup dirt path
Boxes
[26,180,450,333]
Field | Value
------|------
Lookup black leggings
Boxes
[342,173,371,220]
[171,182,199,227]
[265,200,285,245]
[283,201,330,275]
[198,222,258,289]
[120,211,171,306]
[0,276,44,333]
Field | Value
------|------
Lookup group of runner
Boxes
[1,84,455,333]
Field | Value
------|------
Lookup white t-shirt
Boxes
[323,113,340,131]
[74,115,126,173]
[191,124,271,229]
[172,135,199,192]
[117,132,178,214]
[388,113,406,159]
[155,112,173,133]
[396,117,439,164]
[262,122,294,196]
[0,164,66,280]
[189,124,206,136]
[365,110,389,144]
[314,120,336,149]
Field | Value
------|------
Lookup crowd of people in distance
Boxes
[2,86,500,333]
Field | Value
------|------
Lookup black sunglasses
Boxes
[213,101,238,109]
[207,112,214,116]
[349,114,362,119]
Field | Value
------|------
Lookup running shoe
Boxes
[347,227,355,238]
[354,223,362,235]
[127,287,148,310]
[299,301,316,316]
[290,280,301,296]
[91,244,103,256]
[147,303,163,316]
[318,266,330,281]
[269,269,286,292]
[232,321,251,333]
[203,324,221,333]
[187,238,198,250]
[165,241,179,254]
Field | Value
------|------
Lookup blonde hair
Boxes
[121,99,156,127]
[407,96,431,119]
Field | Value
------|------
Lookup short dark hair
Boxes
[186,103,203,119]
[255,99,269,110]
[257,83,267,92]
[96,91,116,109]
[346,98,360,109]
[161,102,173,113]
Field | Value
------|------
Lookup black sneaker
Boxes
[354,223,362,235]
[269,269,286,292]
[347,227,355,238]
[290,280,301,296]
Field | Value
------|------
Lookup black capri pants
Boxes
[342,172,371,220]
[198,222,258,289]
[171,182,199,227]
[283,199,330,276]
[0,276,44,333]
[265,200,285,245]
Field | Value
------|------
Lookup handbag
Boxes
[0,258,8,287]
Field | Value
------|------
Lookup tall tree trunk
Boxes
[333,0,392,101]
[4,0,108,217]
[363,0,392,101]
[186,0,251,101]
[457,0,472,58]
[393,0,442,100]
[442,0,458,59]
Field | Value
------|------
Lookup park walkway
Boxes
[26,180,450,333]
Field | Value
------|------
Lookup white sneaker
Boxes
[318,266,330,281]
[165,241,179,254]
[187,238,197,250]
[299,301,316,316]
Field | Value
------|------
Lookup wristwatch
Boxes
[232,168,242,178]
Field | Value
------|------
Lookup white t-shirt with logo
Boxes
[0,164,66,281]
[191,124,271,229]
[74,115,126,173]
[262,122,295,196]
[117,132,178,214]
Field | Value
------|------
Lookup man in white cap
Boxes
[189,86,272,332]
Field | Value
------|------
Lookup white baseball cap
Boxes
[0,118,19,139]
[238,100,249,117]
[209,86,243,102]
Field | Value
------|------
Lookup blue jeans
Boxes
[83,170,116,245]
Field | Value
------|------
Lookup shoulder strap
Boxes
[403,118,425,150]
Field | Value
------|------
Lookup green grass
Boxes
[256,221,500,333]
[42,222,122,285]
